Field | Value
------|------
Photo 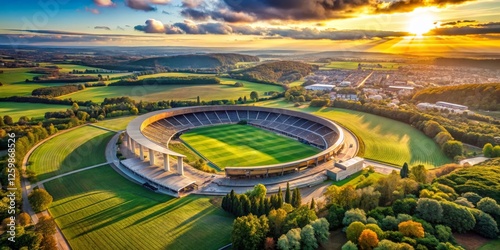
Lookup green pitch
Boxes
[180,124,320,169]
[44,167,233,250]
[29,126,114,181]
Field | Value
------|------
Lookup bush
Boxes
[233,82,244,87]
[398,220,425,238]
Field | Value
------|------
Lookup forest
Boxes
[128,53,259,69]
[230,61,318,84]
[412,83,500,111]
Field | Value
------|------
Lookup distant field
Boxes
[0,102,70,120]
[138,72,214,79]
[255,100,450,168]
[59,77,282,102]
[320,61,402,70]
[45,166,233,250]
[29,126,113,181]
[180,124,320,169]
[95,116,138,131]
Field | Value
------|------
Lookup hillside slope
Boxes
[230,61,318,84]
[128,53,259,69]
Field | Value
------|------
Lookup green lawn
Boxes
[29,126,114,181]
[95,116,138,131]
[180,124,320,169]
[480,239,500,250]
[0,102,70,120]
[255,100,451,168]
[331,171,385,187]
[58,77,283,102]
[44,166,233,250]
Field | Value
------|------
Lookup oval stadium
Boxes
[121,106,347,196]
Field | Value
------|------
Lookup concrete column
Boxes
[127,135,132,152]
[130,140,136,156]
[139,145,144,160]
[177,157,184,176]
[163,154,170,171]
[149,149,155,166]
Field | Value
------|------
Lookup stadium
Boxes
[122,106,345,196]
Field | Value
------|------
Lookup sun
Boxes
[407,9,436,37]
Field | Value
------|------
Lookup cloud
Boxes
[95,26,111,30]
[117,26,125,30]
[134,19,166,33]
[125,0,172,11]
[85,7,100,15]
[181,0,204,8]
[134,19,409,39]
[93,0,115,7]
[162,10,171,14]
[440,20,476,26]
[375,0,474,14]
[179,0,476,23]
[429,22,500,35]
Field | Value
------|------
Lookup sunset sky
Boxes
[1,0,499,53]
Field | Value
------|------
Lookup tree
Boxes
[343,208,367,227]
[40,235,58,250]
[365,224,384,240]
[18,212,31,226]
[277,234,290,250]
[346,221,366,243]
[380,216,398,231]
[35,216,57,236]
[325,185,358,209]
[3,115,14,125]
[442,140,464,159]
[410,165,428,184]
[250,91,259,101]
[342,241,359,250]
[311,218,330,244]
[28,189,53,212]
[473,211,499,239]
[392,198,417,215]
[416,198,443,223]
[285,182,291,204]
[398,220,425,238]
[327,204,345,230]
[310,198,316,210]
[483,143,494,157]
[285,206,317,231]
[375,171,400,205]
[249,184,267,200]
[71,102,79,112]
[434,224,453,242]
[400,162,409,178]
[291,188,302,208]
[0,117,4,126]
[231,214,269,250]
[358,229,379,250]
[440,200,476,233]
[477,197,500,216]
[285,228,302,250]
[462,192,482,205]
[355,187,381,212]
[269,208,288,238]
[301,225,318,250]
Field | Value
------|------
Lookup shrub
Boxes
[28,189,53,212]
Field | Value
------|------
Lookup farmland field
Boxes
[0,102,70,120]
[59,77,283,102]
[255,100,451,168]
[44,166,233,250]
[180,124,320,169]
[95,116,138,131]
[29,126,114,181]
[320,61,402,70]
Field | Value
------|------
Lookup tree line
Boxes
[111,76,221,86]
[230,61,317,85]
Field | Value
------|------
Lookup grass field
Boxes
[180,124,320,169]
[95,116,138,131]
[480,239,500,250]
[0,102,70,120]
[255,100,451,168]
[44,166,233,250]
[29,126,114,181]
[59,77,283,102]
[320,61,402,70]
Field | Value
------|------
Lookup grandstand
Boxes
[124,106,345,179]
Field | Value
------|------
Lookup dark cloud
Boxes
[162,10,171,14]
[179,0,476,23]
[117,26,125,30]
[180,8,210,21]
[266,28,409,40]
[429,22,500,35]
[94,26,111,30]
[375,0,474,13]
[125,0,157,11]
